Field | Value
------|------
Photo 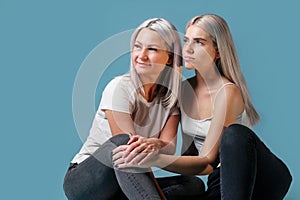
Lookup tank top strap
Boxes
[213,82,235,109]
[215,82,235,97]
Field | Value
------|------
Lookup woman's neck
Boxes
[195,70,225,91]
[141,83,157,102]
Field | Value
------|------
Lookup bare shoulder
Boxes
[223,83,244,113]
[224,83,241,97]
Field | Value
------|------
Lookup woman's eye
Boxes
[195,40,203,44]
[148,47,157,51]
[183,38,188,44]
[133,44,141,49]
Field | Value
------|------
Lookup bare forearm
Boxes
[149,138,176,155]
[153,154,213,175]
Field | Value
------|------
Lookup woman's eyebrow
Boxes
[147,43,161,47]
[193,37,207,42]
[184,36,207,42]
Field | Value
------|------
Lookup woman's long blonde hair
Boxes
[187,14,260,125]
[130,18,182,108]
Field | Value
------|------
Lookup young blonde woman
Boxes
[63,18,206,200]
[114,14,292,199]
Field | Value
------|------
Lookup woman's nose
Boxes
[138,48,148,60]
[184,43,194,54]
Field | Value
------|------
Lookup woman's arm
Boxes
[199,84,244,163]
[117,85,245,175]
[154,114,180,154]
[154,154,214,175]
[105,110,136,136]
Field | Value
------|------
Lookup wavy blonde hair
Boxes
[130,18,182,108]
[187,14,259,125]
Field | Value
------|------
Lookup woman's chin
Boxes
[184,64,195,70]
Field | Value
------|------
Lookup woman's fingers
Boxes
[115,162,135,169]
[125,142,148,162]
[113,155,125,166]
[123,137,144,157]
[112,145,128,155]
[138,151,156,165]
[136,145,157,165]
[113,136,159,168]
[112,150,123,162]
[127,145,157,165]
[128,151,147,165]
[127,135,139,145]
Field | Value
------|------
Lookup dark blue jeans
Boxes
[63,134,205,200]
[203,124,292,200]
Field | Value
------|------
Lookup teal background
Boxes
[1,0,299,199]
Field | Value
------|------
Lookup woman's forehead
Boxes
[185,25,210,39]
[135,28,167,48]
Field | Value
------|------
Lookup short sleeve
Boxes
[99,76,134,114]
[169,104,180,116]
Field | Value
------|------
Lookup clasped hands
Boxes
[112,135,160,169]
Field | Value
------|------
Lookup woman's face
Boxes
[132,28,170,83]
[182,25,219,71]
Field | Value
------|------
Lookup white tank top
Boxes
[180,82,251,153]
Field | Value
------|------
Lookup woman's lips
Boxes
[183,56,195,62]
[136,62,150,67]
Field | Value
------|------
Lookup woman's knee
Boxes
[220,124,254,150]
[63,172,82,200]
[109,134,130,146]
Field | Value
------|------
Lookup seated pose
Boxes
[113,14,292,200]
[63,18,205,200]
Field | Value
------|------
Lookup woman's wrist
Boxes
[153,154,163,168]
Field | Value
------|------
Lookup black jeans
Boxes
[204,124,292,200]
[63,134,205,200]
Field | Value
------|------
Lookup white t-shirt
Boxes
[71,74,179,164]
[180,81,251,154]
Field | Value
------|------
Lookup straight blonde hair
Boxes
[130,18,182,108]
[187,14,260,125]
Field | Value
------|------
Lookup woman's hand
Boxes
[112,135,160,168]
[113,146,158,169]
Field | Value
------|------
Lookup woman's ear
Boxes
[216,48,221,59]
[167,53,173,66]
[215,48,220,59]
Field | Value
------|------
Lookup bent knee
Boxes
[109,134,130,146]
[221,124,254,149]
